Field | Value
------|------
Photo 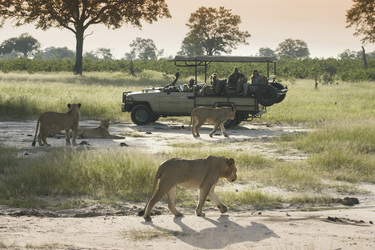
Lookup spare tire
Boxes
[255,84,278,106]
[271,82,287,103]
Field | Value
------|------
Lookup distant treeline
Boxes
[1,57,374,82]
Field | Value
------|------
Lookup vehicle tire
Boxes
[255,84,278,107]
[131,105,153,125]
[271,82,287,103]
[150,114,160,123]
[224,113,238,129]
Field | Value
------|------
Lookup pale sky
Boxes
[1,0,374,59]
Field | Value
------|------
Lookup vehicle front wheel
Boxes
[131,105,153,125]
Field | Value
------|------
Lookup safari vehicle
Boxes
[121,55,288,128]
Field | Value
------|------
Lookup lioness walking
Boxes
[141,156,237,221]
[190,106,236,138]
[32,103,81,146]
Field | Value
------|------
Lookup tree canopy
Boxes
[276,38,310,59]
[126,37,163,60]
[0,0,170,74]
[258,47,276,57]
[0,33,40,58]
[179,6,250,56]
[346,0,375,44]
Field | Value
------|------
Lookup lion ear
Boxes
[227,158,235,168]
[67,103,71,108]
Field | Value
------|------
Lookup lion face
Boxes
[225,158,237,183]
[100,119,110,130]
[227,168,237,183]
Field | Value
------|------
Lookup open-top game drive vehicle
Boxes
[122,56,288,128]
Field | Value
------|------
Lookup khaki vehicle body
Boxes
[122,56,287,128]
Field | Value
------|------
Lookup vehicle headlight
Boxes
[126,97,134,102]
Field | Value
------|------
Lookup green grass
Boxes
[264,80,375,125]
[0,71,195,121]
[1,72,374,210]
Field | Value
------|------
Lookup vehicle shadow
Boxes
[146,214,279,249]
[129,121,284,138]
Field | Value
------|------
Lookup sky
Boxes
[1,0,374,59]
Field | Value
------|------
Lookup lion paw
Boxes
[218,205,228,213]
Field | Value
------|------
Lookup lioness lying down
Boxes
[77,119,125,139]
[140,155,237,221]
[32,103,81,146]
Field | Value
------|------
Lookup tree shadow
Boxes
[146,214,279,249]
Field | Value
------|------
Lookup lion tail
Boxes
[188,109,195,128]
[138,166,163,216]
[31,118,40,146]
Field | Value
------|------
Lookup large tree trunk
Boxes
[74,28,84,75]
[362,46,368,70]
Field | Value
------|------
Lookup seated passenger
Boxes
[251,70,267,84]
[211,73,227,96]
[227,67,246,95]
[188,78,195,89]
[183,84,189,92]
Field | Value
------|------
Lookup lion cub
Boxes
[141,155,237,221]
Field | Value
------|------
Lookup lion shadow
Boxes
[146,214,279,249]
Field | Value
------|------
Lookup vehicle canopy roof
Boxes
[170,55,278,63]
[170,55,278,83]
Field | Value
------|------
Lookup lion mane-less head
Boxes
[223,158,237,182]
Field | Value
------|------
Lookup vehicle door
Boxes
[159,88,192,115]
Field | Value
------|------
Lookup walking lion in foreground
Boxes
[32,103,81,146]
[140,156,237,222]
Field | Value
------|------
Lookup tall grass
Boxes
[0,71,181,121]
[1,72,374,125]
[0,147,167,207]
[265,80,375,125]
[294,120,375,183]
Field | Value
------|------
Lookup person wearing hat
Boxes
[188,78,195,90]
[227,67,245,90]
[251,70,267,84]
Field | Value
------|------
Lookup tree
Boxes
[276,38,310,59]
[258,47,276,57]
[129,37,163,60]
[34,46,75,60]
[338,49,358,59]
[0,0,170,74]
[346,0,375,44]
[177,36,204,56]
[95,47,113,61]
[179,6,250,56]
[0,33,40,58]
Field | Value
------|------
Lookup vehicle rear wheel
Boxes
[131,105,153,125]
[255,84,278,107]
[224,113,238,129]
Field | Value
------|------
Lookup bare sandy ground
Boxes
[0,120,374,249]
